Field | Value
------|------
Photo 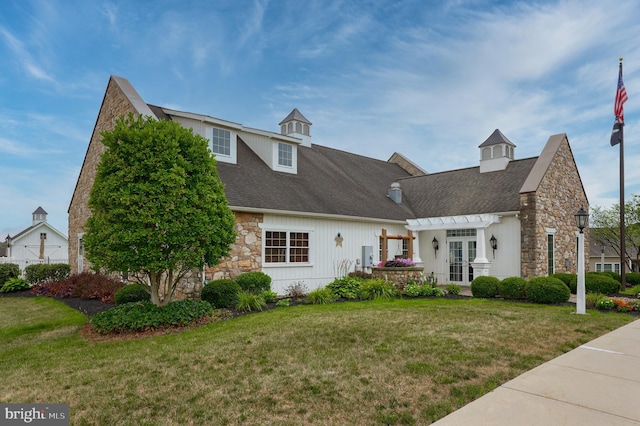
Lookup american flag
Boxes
[614,63,628,124]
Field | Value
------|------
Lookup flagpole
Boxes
[618,58,627,289]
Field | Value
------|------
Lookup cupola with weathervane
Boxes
[479,129,516,173]
[279,108,312,147]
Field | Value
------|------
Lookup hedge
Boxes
[0,263,20,286]
[201,279,242,308]
[525,277,570,304]
[24,263,70,285]
[498,276,526,300]
[470,276,499,298]
[235,272,271,294]
[569,272,620,295]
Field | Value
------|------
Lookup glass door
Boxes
[449,240,477,284]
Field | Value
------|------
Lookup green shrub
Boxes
[236,291,266,312]
[261,290,278,304]
[498,277,526,300]
[276,298,291,307]
[0,263,20,286]
[597,271,621,282]
[236,272,271,294]
[360,279,399,300]
[586,292,608,308]
[201,279,242,309]
[570,272,620,295]
[595,298,615,310]
[25,263,70,285]
[525,277,570,304]
[625,272,640,286]
[114,284,150,305]
[403,283,423,297]
[470,276,499,299]
[91,299,212,333]
[444,284,461,295]
[326,276,362,299]
[305,287,338,304]
[550,273,575,292]
[430,286,445,297]
[0,277,30,293]
[285,281,308,299]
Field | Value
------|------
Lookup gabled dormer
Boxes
[479,129,516,173]
[279,108,312,147]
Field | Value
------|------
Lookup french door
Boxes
[449,240,477,284]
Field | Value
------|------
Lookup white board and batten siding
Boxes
[261,214,407,295]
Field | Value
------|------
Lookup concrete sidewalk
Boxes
[432,319,640,425]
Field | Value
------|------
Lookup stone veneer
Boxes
[520,136,589,278]
[205,212,263,281]
[68,77,139,275]
[371,267,424,291]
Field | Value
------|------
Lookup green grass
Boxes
[0,296,634,425]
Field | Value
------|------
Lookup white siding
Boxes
[261,214,407,294]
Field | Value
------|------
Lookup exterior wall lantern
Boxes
[489,235,497,258]
[432,237,439,258]
[574,206,589,314]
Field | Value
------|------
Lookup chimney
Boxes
[388,182,402,203]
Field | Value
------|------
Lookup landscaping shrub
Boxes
[597,271,621,283]
[236,291,266,312]
[236,272,271,294]
[114,284,150,305]
[305,287,338,304]
[595,298,615,310]
[525,277,570,304]
[285,281,308,299]
[276,298,291,307]
[30,272,125,304]
[360,279,399,300]
[347,270,372,279]
[625,272,640,286]
[470,276,499,299]
[201,279,241,309]
[25,263,70,285]
[91,299,212,333]
[403,283,423,297]
[498,277,526,300]
[261,290,278,304]
[326,276,362,299]
[550,273,575,292]
[0,263,20,286]
[570,272,620,295]
[445,284,461,295]
[585,292,608,308]
[0,277,30,293]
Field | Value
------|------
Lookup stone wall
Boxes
[520,137,588,278]
[68,77,139,274]
[371,267,424,291]
[205,212,263,281]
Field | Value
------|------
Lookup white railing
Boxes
[0,257,69,275]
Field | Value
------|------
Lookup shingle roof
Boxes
[478,129,516,147]
[32,206,47,215]
[216,139,415,221]
[398,157,538,218]
[278,108,312,125]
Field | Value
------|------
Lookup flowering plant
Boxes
[377,258,416,267]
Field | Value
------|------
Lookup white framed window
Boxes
[596,262,620,273]
[547,228,556,275]
[264,230,309,264]
[210,127,231,156]
[278,143,293,167]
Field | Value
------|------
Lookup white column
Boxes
[576,232,586,314]
[470,227,491,278]
[412,232,422,264]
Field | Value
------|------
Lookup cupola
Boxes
[279,108,312,147]
[479,129,516,173]
[32,206,48,225]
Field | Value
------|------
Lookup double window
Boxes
[265,231,309,264]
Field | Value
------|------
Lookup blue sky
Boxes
[0,0,638,238]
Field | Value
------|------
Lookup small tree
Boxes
[84,114,236,306]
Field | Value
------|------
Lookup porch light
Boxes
[432,237,439,258]
[490,234,497,258]
[574,206,589,233]
[600,241,605,253]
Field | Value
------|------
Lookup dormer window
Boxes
[210,127,231,156]
[278,143,293,167]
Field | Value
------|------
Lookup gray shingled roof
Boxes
[478,129,516,147]
[216,138,415,221]
[278,108,312,125]
[399,157,538,218]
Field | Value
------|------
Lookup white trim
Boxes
[406,214,501,231]
[232,207,407,224]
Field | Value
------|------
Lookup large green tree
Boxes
[84,114,236,306]
[591,194,640,278]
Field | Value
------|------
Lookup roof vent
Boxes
[388,182,402,204]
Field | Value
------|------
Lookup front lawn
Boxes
[0,296,634,425]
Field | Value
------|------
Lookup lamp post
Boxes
[600,241,606,272]
[575,206,589,314]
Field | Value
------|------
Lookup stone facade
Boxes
[520,137,588,278]
[205,212,263,281]
[68,77,139,274]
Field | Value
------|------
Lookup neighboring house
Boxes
[68,76,589,296]
[1,207,69,272]
[588,228,638,274]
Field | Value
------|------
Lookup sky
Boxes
[1,0,638,238]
